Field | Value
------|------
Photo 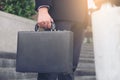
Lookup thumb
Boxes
[50,18,54,22]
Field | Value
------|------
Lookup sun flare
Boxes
[88,0,96,9]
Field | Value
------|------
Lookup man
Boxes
[35,0,88,80]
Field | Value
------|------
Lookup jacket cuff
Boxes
[35,0,52,11]
[37,5,50,11]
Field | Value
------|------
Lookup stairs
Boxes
[0,52,37,80]
[0,11,96,80]
[75,43,96,80]
[0,43,96,80]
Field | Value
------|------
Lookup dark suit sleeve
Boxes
[35,0,52,11]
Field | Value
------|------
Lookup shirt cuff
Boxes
[37,5,50,11]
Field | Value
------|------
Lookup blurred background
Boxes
[0,0,98,80]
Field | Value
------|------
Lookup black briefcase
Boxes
[16,23,73,73]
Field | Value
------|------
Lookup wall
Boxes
[0,11,36,53]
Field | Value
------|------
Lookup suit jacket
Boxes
[35,0,88,25]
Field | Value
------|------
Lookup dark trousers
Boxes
[37,21,84,80]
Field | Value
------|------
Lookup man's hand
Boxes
[37,7,53,29]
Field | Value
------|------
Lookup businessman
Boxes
[35,0,88,80]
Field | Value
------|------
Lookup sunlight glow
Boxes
[88,0,96,9]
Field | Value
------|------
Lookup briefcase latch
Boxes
[35,22,56,31]
[51,22,56,31]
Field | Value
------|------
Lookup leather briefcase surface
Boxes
[16,24,73,73]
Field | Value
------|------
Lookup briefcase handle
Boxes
[35,22,56,31]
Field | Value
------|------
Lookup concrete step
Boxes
[0,67,95,80]
[75,70,95,76]
[77,62,95,73]
[81,48,94,52]
[75,76,96,80]
[0,50,94,60]
[81,43,94,52]
[79,57,94,63]
[0,58,94,68]
[0,58,16,67]
[0,43,94,59]
[0,52,94,60]
[0,51,16,59]
[6,76,95,80]
[82,43,93,48]
[0,68,37,80]
[81,48,94,53]
[0,58,95,71]
[80,52,94,56]
[9,78,37,80]
[0,52,94,59]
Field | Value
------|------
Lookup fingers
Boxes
[37,8,54,29]
[38,21,48,28]
[47,21,51,28]
[37,11,54,29]
[37,19,54,29]
[50,18,54,23]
